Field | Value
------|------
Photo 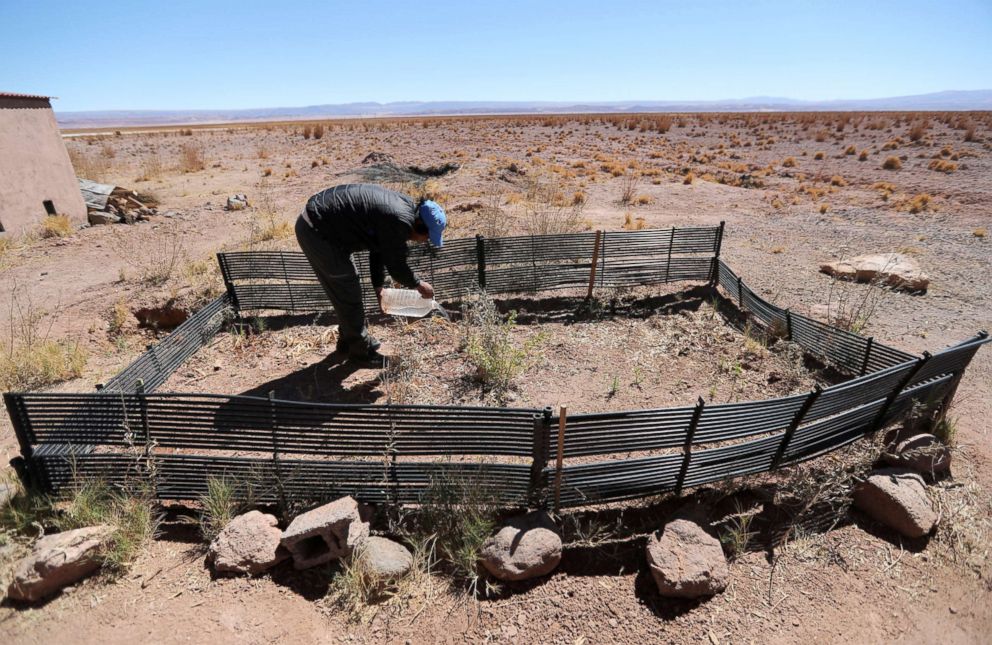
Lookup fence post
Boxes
[871,353,931,433]
[785,309,793,341]
[665,227,675,284]
[529,407,552,508]
[553,406,567,512]
[586,230,602,299]
[675,397,705,495]
[216,253,242,316]
[279,252,297,314]
[709,221,725,286]
[4,393,40,491]
[269,391,289,514]
[772,385,822,468]
[598,231,607,289]
[136,380,150,456]
[475,234,487,291]
[860,337,874,376]
[737,277,744,311]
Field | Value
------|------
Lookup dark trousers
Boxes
[295,215,378,355]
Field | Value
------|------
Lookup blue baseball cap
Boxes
[419,200,447,248]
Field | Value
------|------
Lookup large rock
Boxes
[853,468,938,538]
[819,253,929,292]
[225,194,249,211]
[479,511,562,581]
[7,525,114,602]
[280,496,370,570]
[359,536,413,580]
[87,211,120,226]
[208,510,288,575]
[646,511,729,599]
[883,433,951,477]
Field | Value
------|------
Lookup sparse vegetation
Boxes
[882,156,902,170]
[179,142,206,172]
[1,290,87,391]
[40,214,73,238]
[462,293,542,404]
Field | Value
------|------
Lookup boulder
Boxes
[479,511,562,581]
[646,510,729,599]
[87,211,120,226]
[819,253,929,292]
[225,194,249,211]
[7,525,114,602]
[883,433,951,477]
[853,468,938,538]
[208,510,288,575]
[359,536,413,580]
[280,496,370,570]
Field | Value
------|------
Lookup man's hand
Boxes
[416,281,434,299]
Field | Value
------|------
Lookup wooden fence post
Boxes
[586,230,603,299]
[675,397,705,495]
[553,406,567,512]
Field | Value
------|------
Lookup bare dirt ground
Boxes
[2,112,991,643]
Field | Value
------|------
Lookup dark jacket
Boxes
[305,184,420,290]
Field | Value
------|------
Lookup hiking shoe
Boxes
[348,349,387,369]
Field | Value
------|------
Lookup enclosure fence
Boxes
[6,224,988,509]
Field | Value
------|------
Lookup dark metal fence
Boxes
[5,225,988,509]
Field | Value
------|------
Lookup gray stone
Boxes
[280,496,370,569]
[225,194,249,211]
[883,433,951,477]
[646,510,729,599]
[820,253,929,292]
[87,211,120,226]
[7,525,114,602]
[208,510,288,575]
[359,536,413,580]
[854,468,938,538]
[480,511,562,581]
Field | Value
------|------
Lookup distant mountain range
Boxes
[56,90,992,129]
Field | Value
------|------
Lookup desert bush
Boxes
[908,193,932,214]
[974,227,987,238]
[412,467,501,595]
[819,203,829,214]
[40,214,72,238]
[617,173,638,206]
[302,125,312,139]
[313,123,325,140]
[813,151,825,160]
[858,150,869,161]
[198,475,256,542]
[683,172,694,185]
[882,156,902,170]
[781,157,796,167]
[825,270,888,334]
[830,175,846,187]
[520,174,585,236]
[0,291,87,391]
[462,293,541,404]
[179,142,206,172]
[928,159,957,173]
[908,121,928,142]
[844,145,856,155]
[57,478,160,575]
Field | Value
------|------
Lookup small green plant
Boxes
[719,501,756,560]
[328,537,437,623]
[607,374,620,398]
[410,466,501,596]
[632,365,645,388]
[933,415,958,446]
[57,478,160,575]
[462,293,542,404]
[198,475,255,542]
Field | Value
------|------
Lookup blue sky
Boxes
[2,0,990,112]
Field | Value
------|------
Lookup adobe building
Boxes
[0,92,86,235]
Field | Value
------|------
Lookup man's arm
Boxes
[379,243,420,289]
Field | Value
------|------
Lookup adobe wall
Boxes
[0,104,86,235]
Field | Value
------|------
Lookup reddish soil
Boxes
[2,112,991,643]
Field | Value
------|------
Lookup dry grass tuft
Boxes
[882,156,902,170]
[179,142,206,172]
[908,193,933,214]
[927,159,957,173]
[40,215,73,239]
[0,291,87,391]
